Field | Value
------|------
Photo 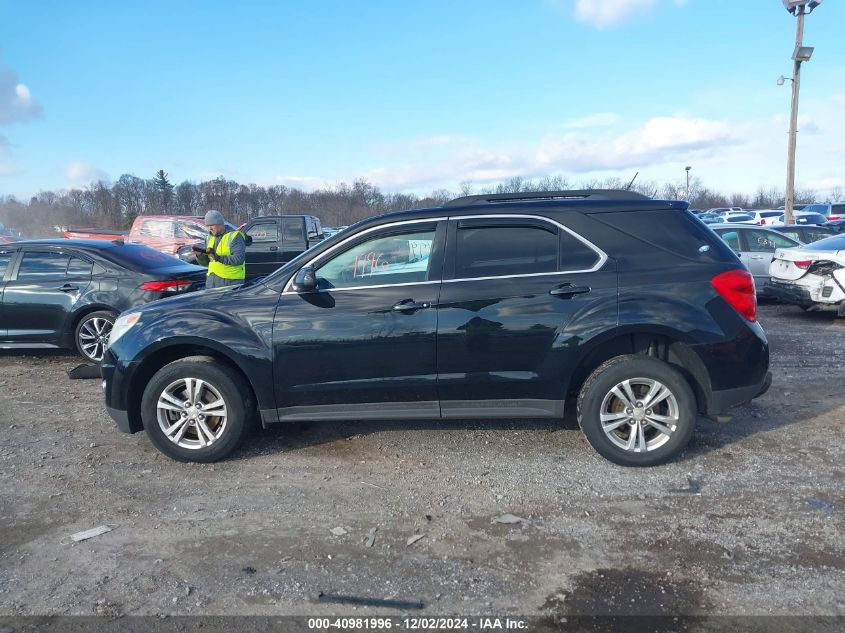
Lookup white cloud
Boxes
[0,64,42,125]
[272,175,332,191]
[545,0,687,28]
[65,162,109,187]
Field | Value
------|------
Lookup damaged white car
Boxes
[766,234,845,316]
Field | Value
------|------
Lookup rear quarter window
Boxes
[596,209,738,264]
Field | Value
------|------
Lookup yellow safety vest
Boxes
[207,231,246,280]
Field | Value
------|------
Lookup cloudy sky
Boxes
[1,0,843,199]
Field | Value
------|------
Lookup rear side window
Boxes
[715,229,740,251]
[281,218,305,242]
[17,251,72,280]
[455,223,558,278]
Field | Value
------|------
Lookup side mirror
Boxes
[292,266,318,293]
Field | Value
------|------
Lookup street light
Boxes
[781,0,822,225]
[685,166,692,201]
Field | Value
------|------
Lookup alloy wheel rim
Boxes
[78,317,114,362]
[156,378,228,450]
[599,378,679,453]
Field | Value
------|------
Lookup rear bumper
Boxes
[765,280,843,310]
[709,371,771,414]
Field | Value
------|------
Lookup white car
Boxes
[767,234,845,316]
[746,210,786,227]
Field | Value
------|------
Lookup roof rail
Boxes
[444,189,650,207]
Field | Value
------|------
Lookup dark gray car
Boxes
[0,240,206,361]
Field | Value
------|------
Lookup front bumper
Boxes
[101,352,144,434]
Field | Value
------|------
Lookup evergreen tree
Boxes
[153,169,174,211]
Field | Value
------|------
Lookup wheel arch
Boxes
[126,343,261,435]
[66,304,119,349]
[569,329,712,415]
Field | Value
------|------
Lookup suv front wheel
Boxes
[577,355,696,466]
[140,356,252,462]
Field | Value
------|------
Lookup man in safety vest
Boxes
[192,210,246,288]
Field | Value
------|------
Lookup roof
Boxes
[11,239,122,249]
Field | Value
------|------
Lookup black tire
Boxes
[577,355,696,467]
[74,310,117,362]
[141,356,253,462]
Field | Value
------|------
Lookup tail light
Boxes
[711,269,757,322]
[829,215,841,222]
[794,260,812,269]
[140,280,192,293]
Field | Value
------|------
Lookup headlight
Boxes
[108,312,141,348]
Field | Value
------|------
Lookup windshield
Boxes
[260,227,356,285]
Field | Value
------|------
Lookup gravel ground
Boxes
[0,303,843,620]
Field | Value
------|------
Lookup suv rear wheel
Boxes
[577,355,696,466]
[140,356,251,462]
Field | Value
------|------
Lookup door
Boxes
[740,229,800,288]
[1,250,93,344]
[436,216,617,418]
[272,220,445,420]
[244,220,283,278]
[279,217,309,263]
[0,249,18,340]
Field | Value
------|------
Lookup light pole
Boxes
[781,0,822,225]
[685,166,692,201]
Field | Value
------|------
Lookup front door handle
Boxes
[58,284,79,292]
[549,283,591,297]
[392,299,431,312]
[749,255,768,260]
[269,246,279,251]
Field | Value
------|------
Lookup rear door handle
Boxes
[58,284,79,292]
[392,299,431,312]
[269,246,278,251]
[750,255,767,260]
[549,283,591,297]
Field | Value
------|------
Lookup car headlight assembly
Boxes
[108,312,141,348]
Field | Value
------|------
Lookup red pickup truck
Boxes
[63,228,129,240]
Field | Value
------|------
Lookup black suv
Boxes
[102,191,771,466]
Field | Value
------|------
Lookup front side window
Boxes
[246,222,279,243]
[17,252,72,281]
[454,224,558,278]
[744,229,797,252]
[316,228,435,289]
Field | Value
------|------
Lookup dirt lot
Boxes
[0,303,843,620]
